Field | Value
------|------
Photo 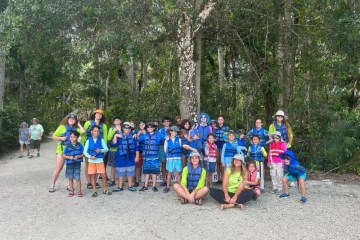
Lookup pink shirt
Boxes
[268,141,287,164]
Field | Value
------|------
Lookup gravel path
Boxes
[0,141,359,240]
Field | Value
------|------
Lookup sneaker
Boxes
[152,186,159,192]
[163,187,170,193]
[139,186,148,191]
[289,181,295,187]
[48,186,55,193]
[300,196,307,204]
[133,182,140,188]
[112,187,123,192]
[128,187,137,192]
[160,181,167,187]
[92,192,98,197]
[270,188,277,194]
[279,193,290,198]
[19,155,23,158]
[29,155,34,159]
[37,153,40,157]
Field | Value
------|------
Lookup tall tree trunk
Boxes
[0,45,5,132]
[129,56,136,102]
[140,56,148,91]
[195,29,202,114]
[104,50,110,110]
[218,46,224,91]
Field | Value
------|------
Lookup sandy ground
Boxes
[0,140,359,240]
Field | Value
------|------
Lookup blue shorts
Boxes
[115,166,135,177]
[223,157,232,169]
[204,161,216,173]
[107,151,116,167]
[166,157,182,173]
[158,147,166,163]
[143,158,160,174]
[285,173,306,182]
[65,162,81,180]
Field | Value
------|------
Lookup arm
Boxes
[230,182,245,204]
[221,144,226,164]
[77,122,85,134]
[100,139,109,153]
[163,140,168,153]
[102,124,108,142]
[222,170,231,203]
[52,126,66,141]
[83,140,91,159]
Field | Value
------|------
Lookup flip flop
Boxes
[77,192,83,197]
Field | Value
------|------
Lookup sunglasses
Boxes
[273,136,280,139]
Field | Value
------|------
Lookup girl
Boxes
[268,131,287,194]
[62,131,84,197]
[210,154,255,210]
[18,122,30,158]
[244,161,261,197]
[214,115,229,184]
[134,120,147,187]
[247,118,269,147]
[83,109,108,189]
[195,112,212,146]
[269,110,293,148]
[83,125,111,197]
[180,119,192,168]
[107,116,122,187]
[163,126,182,193]
[203,133,218,188]
[49,114,85,193]
[173,152,209,205]
[221,130,245,169]
[111,123,139,192]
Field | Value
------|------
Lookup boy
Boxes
[221,130,245,169]
[158,117,171,187]
[247,134,267,192]
[247,118,269,147]
[278,150,307,203]
[163,126,182,193]
[63,131,84,197]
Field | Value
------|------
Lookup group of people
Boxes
[43,109,307,209]
[18,118,44,159]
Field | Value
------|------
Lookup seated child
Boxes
[278,150,307,204]
[244,161,261,197]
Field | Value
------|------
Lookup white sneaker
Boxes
[289,181,296,187]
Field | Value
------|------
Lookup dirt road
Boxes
[0,141,359,240]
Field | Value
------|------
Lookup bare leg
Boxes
[166,172,172,188]
[119,177,124,188]
[173,183,189,199]
[162,163,167,182]
[194,186,209,200]
[128,176,133,188]
[299,178,306,196]
[50,154,65,186]
[282,177,289,194]
[76,179,81,193]
[176,173,181,184]
[84,157,91,184]
[68,179,74,191]
[151,174,157,187]
[111,167,115,182]
[101,173,107,191]
[90,174,96,193]
[144,174,150,187]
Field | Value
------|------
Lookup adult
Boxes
[214,115,229,184]
[29,118,44,159]
[210,154,255,210]
[49,114,85,192]
[83,109,108,189]
[247,118,269,147]
[18,122,30,158]
[269,110,293,148]
[173,152,209,205]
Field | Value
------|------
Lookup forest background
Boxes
[1,0,360,174]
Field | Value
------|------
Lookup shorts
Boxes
[137,153,144,167]
[30,139,41,149]
[166,157,182,173]
[65,162,81,180]
[107,151,116,167]
[158,147,166,163]
[284,173,306,182]
[88,162,105,174]
[115,166,135,177]
[204,161,216,173]
[223,157,232,169]
[19,140,30,145]
[143,158,160,174]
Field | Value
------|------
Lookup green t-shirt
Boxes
[226,168,243,193]
[29,124,44,140]
[181,166,206,190]
[82,120,108,145]
[53,125,81,154]
[107,126,119,152]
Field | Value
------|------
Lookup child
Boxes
[214,115,229,184]
[173,152,209,205]
[247,118,269,147]
[269,110,293,148]
[111,123,139,192]
[196,112,212,146]
[179,119,192,168]
[244,161,261,197]
[83,125,111,197]
[18,122,30,158]
[163,126,182,193]
[134,120,147,187]
[279,150,307,203]
[62,131,84,197]
[247,134,267,192]
[140,122,162,192]
[203,133,218,188]
[107,116,122,187]
[158,117,171,187]
[268,131,287,194]
[221,130,245,169]
[182,131,203,162]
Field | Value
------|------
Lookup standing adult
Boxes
[49,113,85,192]
[268,110,293,148]
[18,122,30,158]
[210,154,255,210]
[83,109,108,189]
[29,118,44,159]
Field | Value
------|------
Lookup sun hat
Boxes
[94,109,104,115]
[279,150,298,162]
[187,151,201,161]
[168,125,180,132]
[20,122,28,127]
[269,131,282,139]
[232,154,245,163]
[273,110,287,119]
[123,122,132,130]
[196,112,210,124]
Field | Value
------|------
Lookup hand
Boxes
[115,134,122,138]
[267,163,272,169]
[165,136,169,141]
[229,196,237,204]
[90,156,96,160]
[133,134,137,139]
[182,144,189,149]
[188,192,195,203]
[135,157,139,163]
[95,149,101,153]
[77,122,82,127]
[225,194,231,203]
[61,136,67,141]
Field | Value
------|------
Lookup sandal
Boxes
[103,190,112,195]
[181,198,189,204]
[48,186,55,193]
[68,191,74,197]
[92,192,98,197]
[195,199,203,206]
[87,183,93,189]
[77,192,83,197]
